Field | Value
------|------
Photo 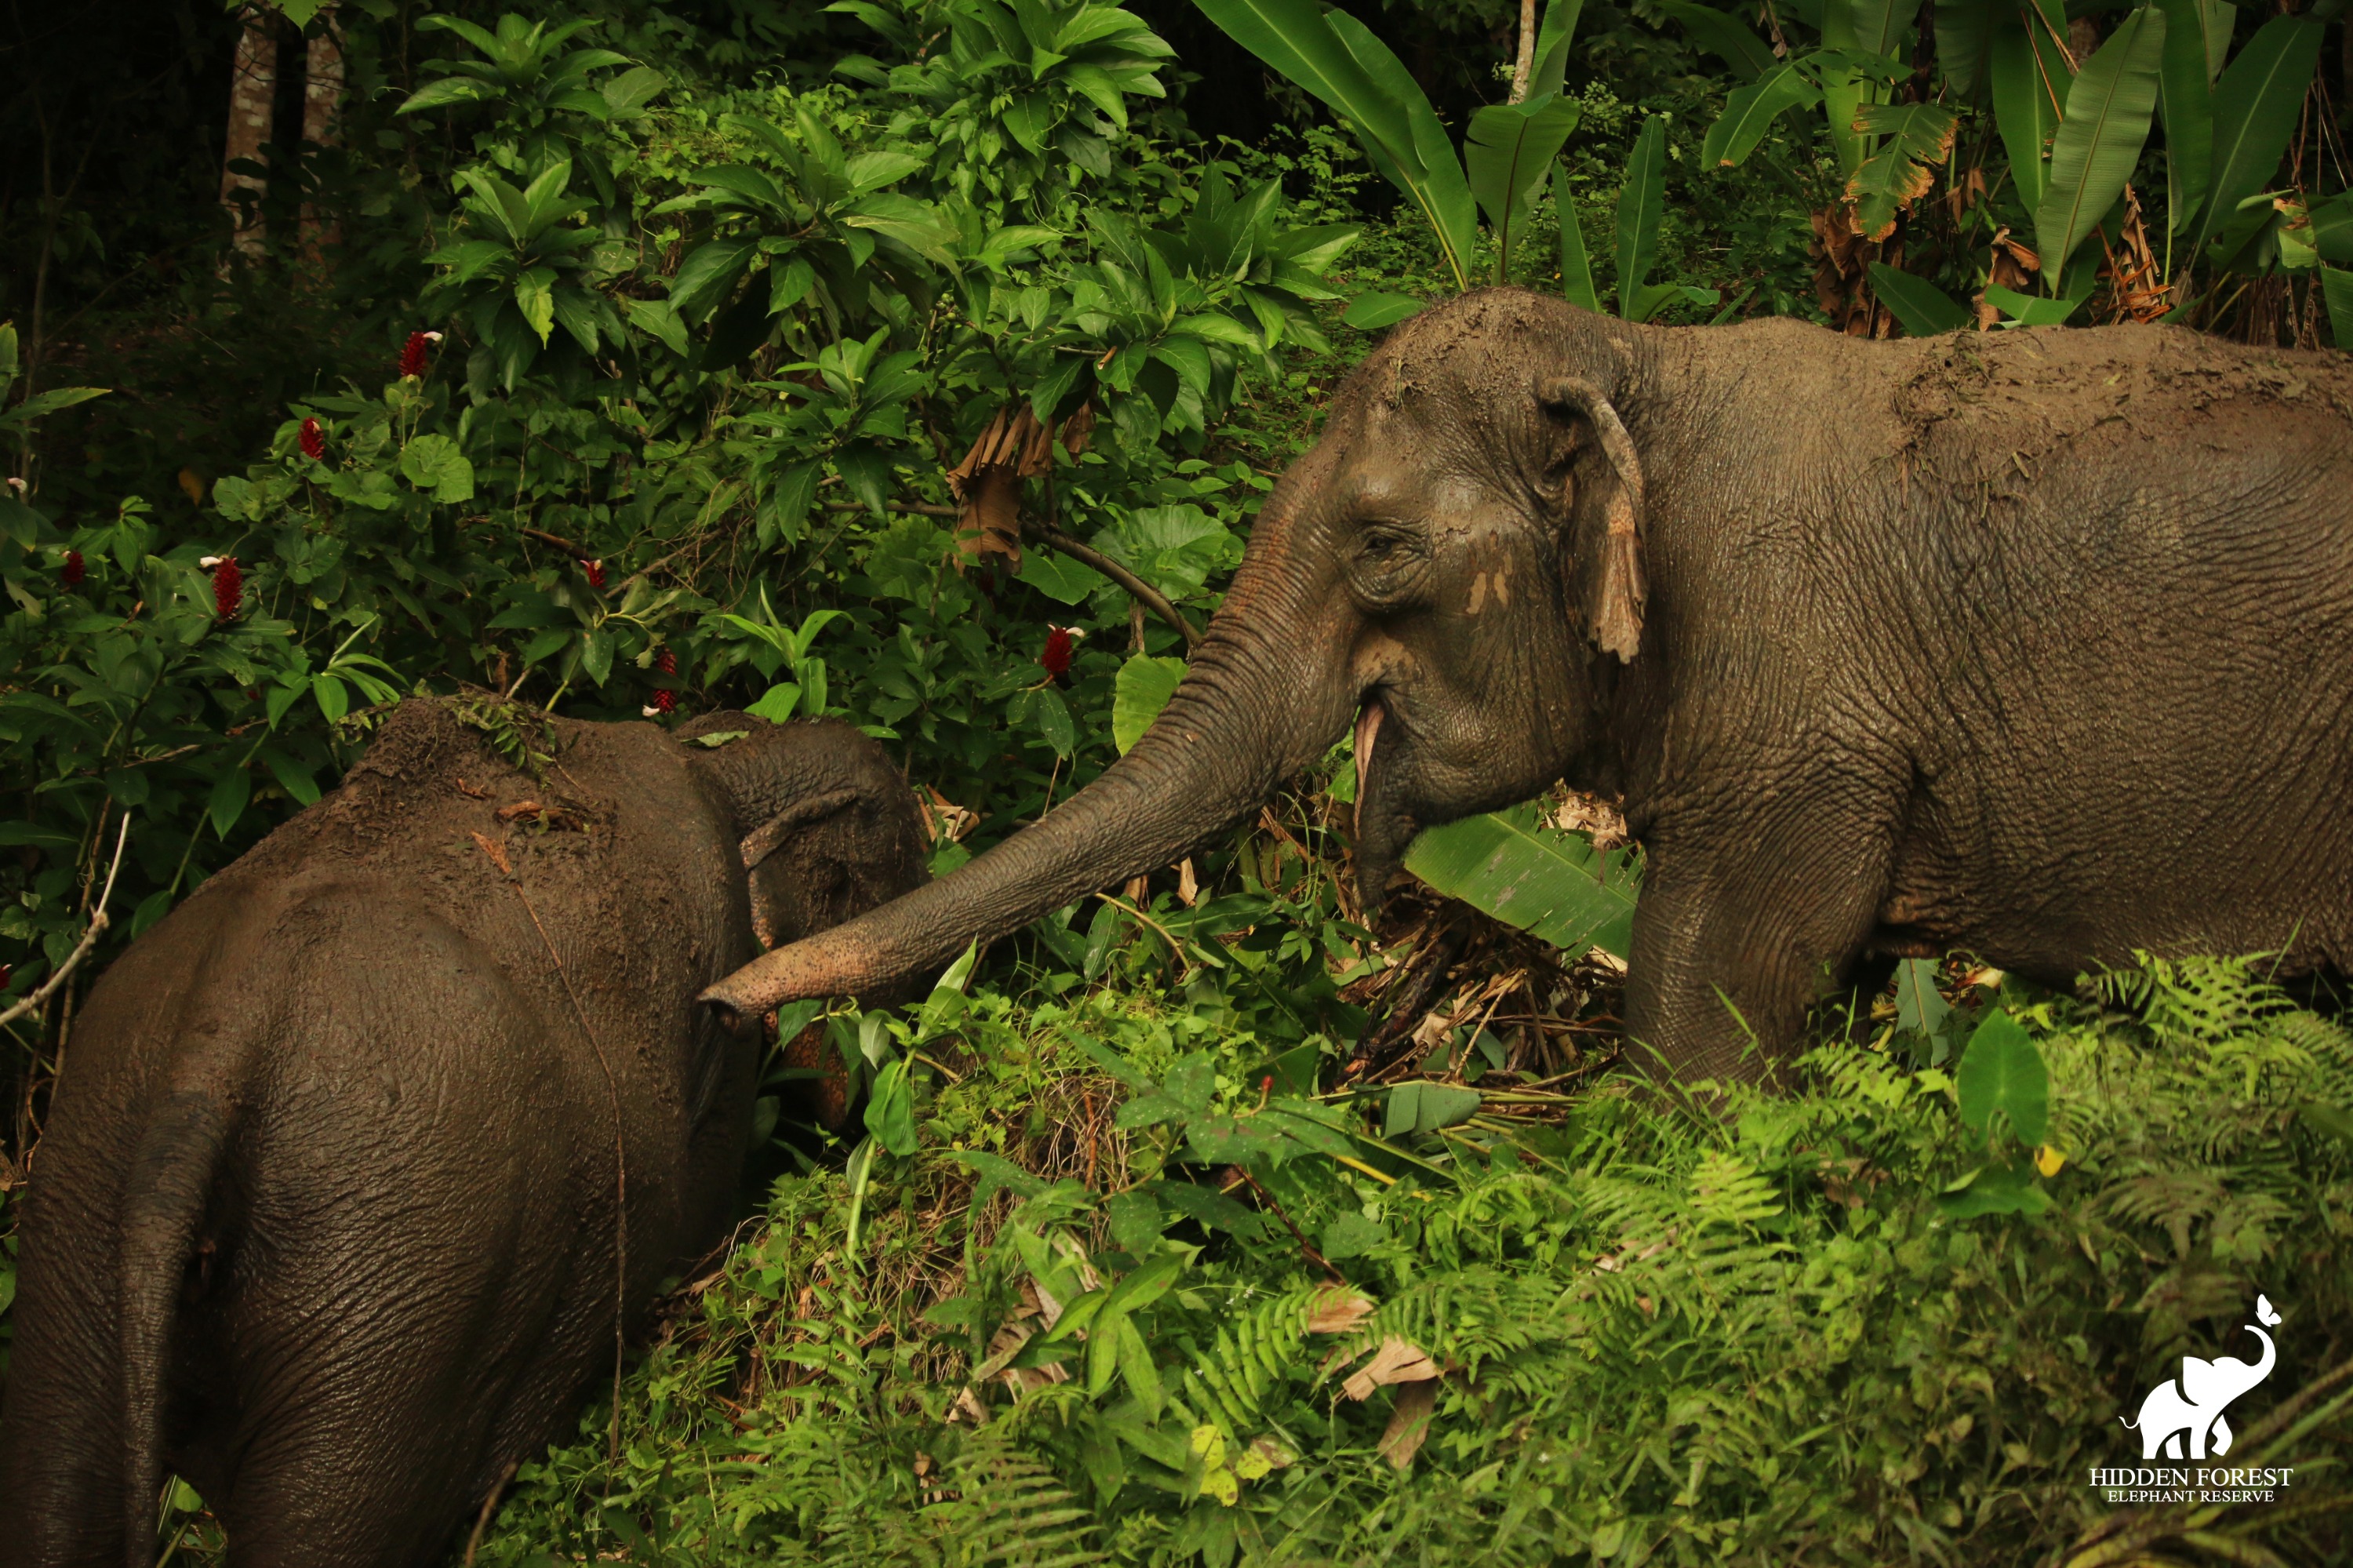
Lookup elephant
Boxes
[2121,1299,2281,1460]
[700,289,2353,1086]
[0,697,927,1566]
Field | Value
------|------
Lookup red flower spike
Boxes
[298,418,325,461]
[399,331,430,379]
[1041,625,1075,680]
[587,558,606,591]
[62,549,84,588]
[653,647,677,714]
[213,556,242,620]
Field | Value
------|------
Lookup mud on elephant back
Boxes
[0,697,926,1566]
[700,290,2353,1090]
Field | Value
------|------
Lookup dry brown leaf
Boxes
[1341,1336,1439,1402]
[1378,1380,1438,1470]
[945,405,1062,575]
[1176,857,1200,907]
[1304,1286,1376,1335]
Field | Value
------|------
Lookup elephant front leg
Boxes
[1622,794,1897,1087]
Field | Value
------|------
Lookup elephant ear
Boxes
[2177,1355,2231,1407]
[1534,374,1646,663]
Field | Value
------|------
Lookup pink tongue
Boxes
[1352,700,1384,791]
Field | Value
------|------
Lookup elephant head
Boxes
[699,291,1660,1030]
[677,711,931,963]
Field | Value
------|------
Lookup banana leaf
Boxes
[1614,117,1667,321]
[1404,800,1639,960]
[2190,16,2325,260]
[1466,95,1583,282]
[2035,5,2166,293]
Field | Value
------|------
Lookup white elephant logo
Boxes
[2120,1294,2282,1461]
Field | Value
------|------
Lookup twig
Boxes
[1034,526,1202,649]
[0,816,131,1029]
[816,501,1202,649]
[1237,1168,1347,1285]
[519,527,595,561]
[461,1458,519,1566]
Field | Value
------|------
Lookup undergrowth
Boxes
[458,957,2353,1567]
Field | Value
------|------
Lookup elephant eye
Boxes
[1349,520,1429,609]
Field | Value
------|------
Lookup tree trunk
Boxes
[301,9,344,250]
[1507,0,1537,105]
[220,6,278,260]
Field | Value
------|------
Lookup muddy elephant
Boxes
[704,289,2353,1084]
[0,698,926,1566]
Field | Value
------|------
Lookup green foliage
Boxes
[450,957,2351,1565]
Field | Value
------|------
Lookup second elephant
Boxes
[0,699,927,1566]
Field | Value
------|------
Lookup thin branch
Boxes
[0,815,131,1029]
[815,502,1203,649]
[1034,526,1202,650]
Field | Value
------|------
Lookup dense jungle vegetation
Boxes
[4,0,2352,1561]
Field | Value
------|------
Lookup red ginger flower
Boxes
[298,418,325,460]
[399,331,430,379]
[62,549,84,588]
[586,558,606,591]
[653,647,677,714]
[1041,624,1077,680]
[211,556,242,620]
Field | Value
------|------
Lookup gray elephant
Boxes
[0,698,926,1566]
[2122,1300,2281,1460]
[702,290,2353,1085]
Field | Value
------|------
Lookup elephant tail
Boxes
[117,1088,232,1568]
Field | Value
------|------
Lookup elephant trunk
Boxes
[698,567,1352,1031]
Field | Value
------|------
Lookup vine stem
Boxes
[0,814,131,1031]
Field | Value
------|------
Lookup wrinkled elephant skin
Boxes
[0,700,926,1566]
[700,289,2353,1088]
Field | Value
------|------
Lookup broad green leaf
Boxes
[1555,164,1600,312]
[1850,0,1925,60]
[397,434,475,503]
[207,763,250,840]
[1984,282,2088,325]
[1191,0,1476,289]
[667,239,756,321]
[1955,1010,2049,1145]
[864,1057,918,1156]
[1935,0,1998,99]
[1326,12,1482,292]
[1527,0,1585,101]
[1892,957,1951,1035]
[1846,102,1958,241]
[1113,654,1186,754]
[513,268,557,345]
[1465,94,1583,281]
[2322,266,2353,351]
[2192,16,2325,258]
[1653,0,1773,79]
[2035,5,2165,293]
[1342,292,1423,329]
[1867,263,1973,334]
[1989,4,2072,214]
[2308,195,2353,265]
[396,76,500,115]
[1404,799,1640,959]
[1817,2,1867,176]
[2154,0,2220,234]
[916,939,979,1040]
[1937,1156,2053,1217]
[601,65,667,115]
[745,683,801,722]
[1384,1080,1484,1137]
[1614,118,1667,320]
[1700,61,1820,169]
[1032,684,1075,757]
